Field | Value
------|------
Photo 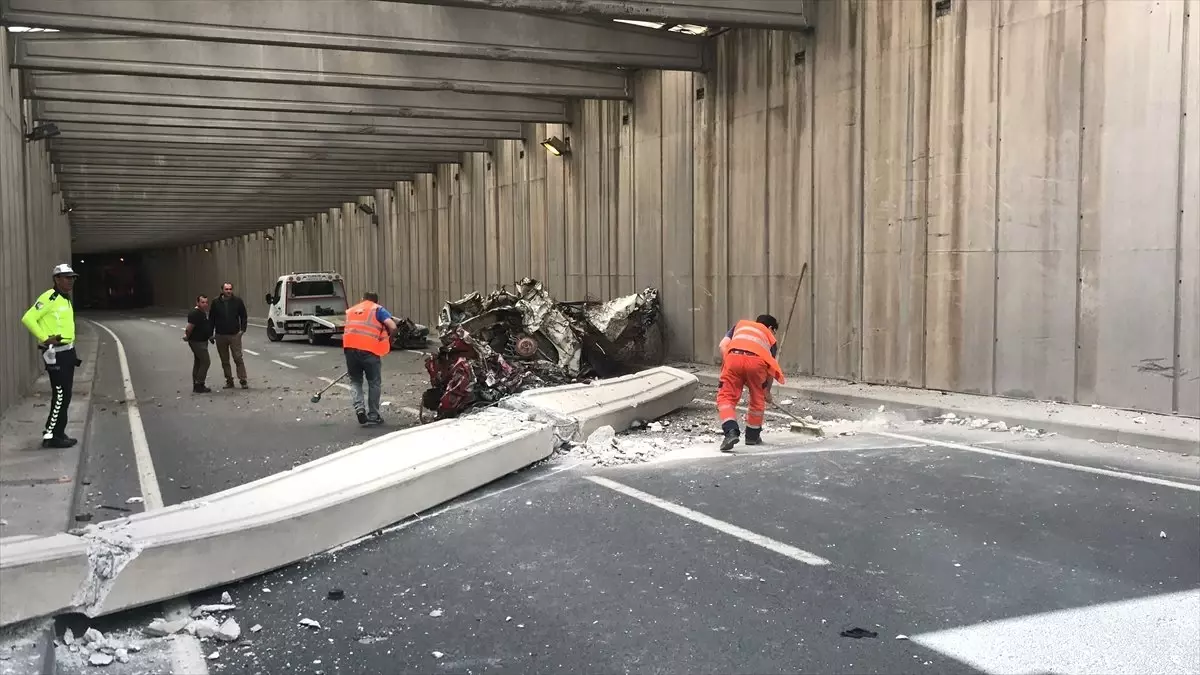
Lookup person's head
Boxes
[756,314,779,333]
[51,263,78,294]
[196,294,210,311]
[221,282,234,298]
[363,292,379,303]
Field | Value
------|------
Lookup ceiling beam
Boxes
[60,177,412,189]
[25,73,569,122]
[394,0,812,30]
[55,165,433,179]
[1,0,709,70]
[49,124,491,151]
[15,33,631,99]
[49,142,465,164]
[36,101,527,139]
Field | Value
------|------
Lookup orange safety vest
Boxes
[343,300,390,357]
[722,319,786,384]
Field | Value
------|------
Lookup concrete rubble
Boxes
[423,278,662,419]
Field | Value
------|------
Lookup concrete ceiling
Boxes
[1,0,810,254]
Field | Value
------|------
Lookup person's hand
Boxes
[764,389,774,405]
[44,334,61,346]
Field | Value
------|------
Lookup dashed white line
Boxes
[243,348,260,356]
[271,359,298,370]
[873,431,1200,493]
[585,475,832,566]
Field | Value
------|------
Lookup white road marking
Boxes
[873,431,1200,493]
[168,324,179,329]
[271,359,298,370]
[243,348,260,356]
[90,321,164,510]
[293,354,317,359]
[585,476,831,566]
[911,589,1200,675]
[322,461,585,557]
[249,322,268,329]
[318,376,352,391]
[90,320,209,675]
[303,350,326,354]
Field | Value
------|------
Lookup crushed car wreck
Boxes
[421,278,662,420]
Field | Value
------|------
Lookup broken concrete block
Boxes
[216,618,241,642]
[144,618,188,637]
[63,628,76,645]
[88,652,114,666]
[299,618,321,629]
[186,618,220,639]
[84,628,104,644]
[191,603,236,616]
[115,648,129,663]
[220,591,233,604]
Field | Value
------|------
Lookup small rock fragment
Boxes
[895,634,909,640]
[187,618,221,639]
[1132,416,1147,424]
[63,628,76,645]
[250,624,262,634]
[145,618,188,637]
[89,653,114,666]
[432,651,444,659]
[191,604,236,616]
[216,618,241,642]
[429,609,444,617]
[126,644,141,653]
[115,648,130,663]
[780,399,795,406]
[207,651,220,660]
[220,591,233,604]
[84,628,104,644]
[1160,531,1168,539]
[125,497,144,504]
[299,618,321,629]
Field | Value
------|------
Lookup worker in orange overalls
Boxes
[716,314,785,452]
[343,292,398,426]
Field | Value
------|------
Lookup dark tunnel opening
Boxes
[71,253,154,310]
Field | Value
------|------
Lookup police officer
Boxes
[22,264,82,449]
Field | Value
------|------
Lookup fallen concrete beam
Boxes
[396,0,813,29]
[37,101,526,139]
[2,0,708,70]
[16,33,632,99]
[26,73,570,122]
[0,367,697,625]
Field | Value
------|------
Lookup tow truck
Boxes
[264,272,348,345]
[263,271,432,349]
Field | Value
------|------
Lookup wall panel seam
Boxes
[1172,0,1193,414]
[1072,0,1089,405]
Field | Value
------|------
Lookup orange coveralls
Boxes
[717,320,786,434]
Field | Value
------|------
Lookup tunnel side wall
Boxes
[145,0,1200,417]
[0,29,73,418]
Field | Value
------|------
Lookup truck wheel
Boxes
[266,321,283,342]
[307,326,331,346]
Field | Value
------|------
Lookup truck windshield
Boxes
[289,281,338,297]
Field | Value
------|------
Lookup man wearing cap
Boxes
[21,264,82,449]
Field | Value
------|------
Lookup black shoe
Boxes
[366,413,384,426]
[225,380,235,389]
[42,436,77,449]
[719,430,740,453]
[193,384,212,394]
[745,431,763,446]
[356,409,368,425]
[240,380,249,389]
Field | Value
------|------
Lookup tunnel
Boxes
[0,2,1198,674]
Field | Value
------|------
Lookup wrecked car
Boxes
[391,317,430,350]
[421,279,661,420]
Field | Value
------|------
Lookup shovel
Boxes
[310,372,349,403]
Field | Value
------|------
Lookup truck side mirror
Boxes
[265,293,274,304]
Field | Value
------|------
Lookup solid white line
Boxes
[271,359,298,370]
[873,431,1200,493]
[90,321,164,510]
[293,354,316,359]
[243,348,260,356]
[322,461,585,556]
[92,321,210,674]
[585,475,831,566]
[249,322,268,329]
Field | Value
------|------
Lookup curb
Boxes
[64,324,100,532]
[693,372,1199,456]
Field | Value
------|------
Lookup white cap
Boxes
[52,263,78,277]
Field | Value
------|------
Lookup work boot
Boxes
[745,428,763,446]
[225,378,235,389]
[193,383,211,394]
[719,420,740,453]
[41,436,77,449]
[240,379,249,389]
[366,412,384,426]
[355,408,368,425]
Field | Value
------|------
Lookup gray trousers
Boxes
[344,348,383,415]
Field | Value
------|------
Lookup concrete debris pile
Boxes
[423,278,662,419]
[54,627,141,668]
[918,412,1051,437]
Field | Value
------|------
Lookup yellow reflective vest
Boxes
[22,289,76,344]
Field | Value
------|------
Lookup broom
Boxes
[773,262,823,437]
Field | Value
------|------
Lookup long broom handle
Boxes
[776,261,809,357]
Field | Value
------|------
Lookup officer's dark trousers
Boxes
[43,347,76,440]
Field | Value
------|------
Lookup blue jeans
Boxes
[344,348,382,416]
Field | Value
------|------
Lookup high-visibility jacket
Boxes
[22,289,76,345]
[343,300,390,357]
[721,319,785,384]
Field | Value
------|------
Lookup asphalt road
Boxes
[53,310,1200,675]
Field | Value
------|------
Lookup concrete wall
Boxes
[0,29,73,417]
[146,0,1200,417]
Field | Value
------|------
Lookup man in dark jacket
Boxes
[210,282,250,389]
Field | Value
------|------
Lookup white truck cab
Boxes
[264,272,349,345]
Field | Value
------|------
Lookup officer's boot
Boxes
[719,420,741,453]
[744,427,763,446]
